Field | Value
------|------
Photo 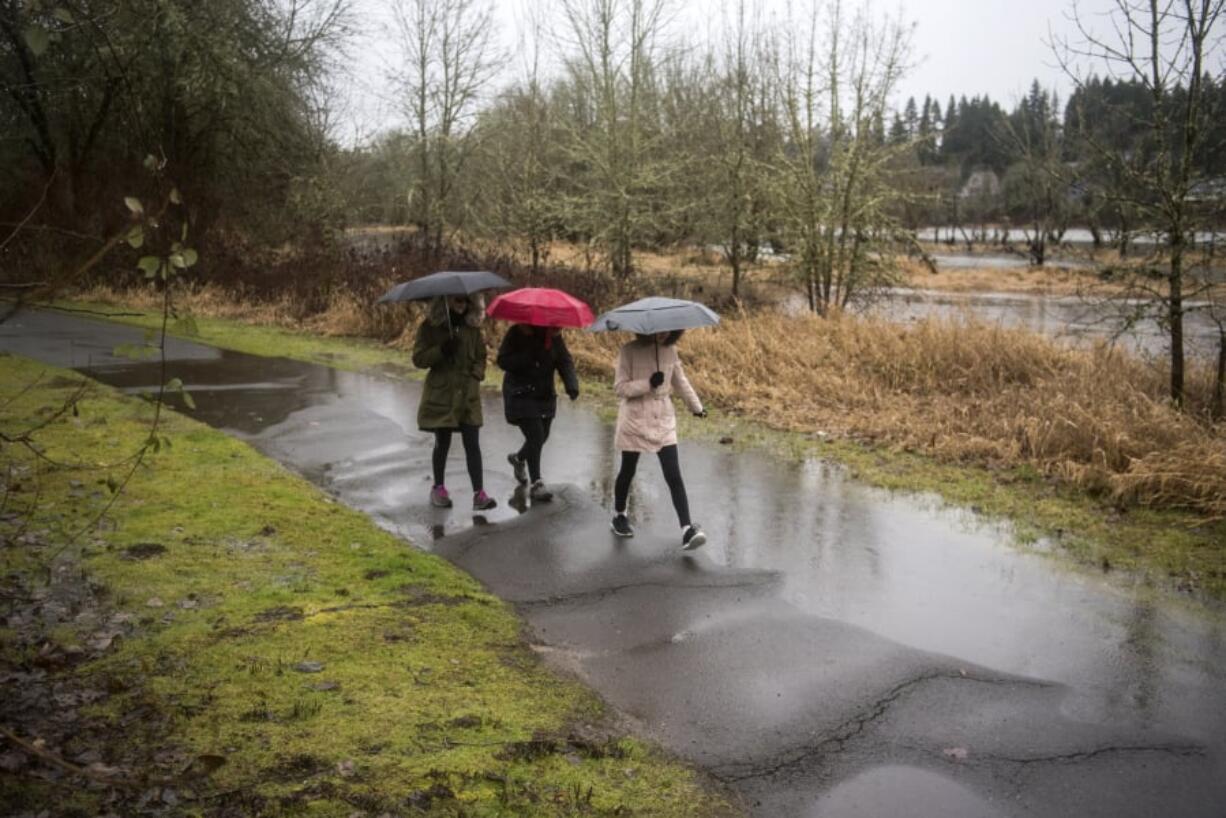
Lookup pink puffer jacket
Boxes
[613,339,704,453]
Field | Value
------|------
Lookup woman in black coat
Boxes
[497,324,580,502]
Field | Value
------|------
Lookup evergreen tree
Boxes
[889,112,909,144]
[903,96,919,136]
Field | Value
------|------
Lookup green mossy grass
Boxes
[0,352,736,816]
[55,299,1226,599]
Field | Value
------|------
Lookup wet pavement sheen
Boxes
[3,308,1225,817]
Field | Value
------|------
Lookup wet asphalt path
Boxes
[3,309,1225,817]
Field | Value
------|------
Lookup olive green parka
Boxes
[412,306,487,430]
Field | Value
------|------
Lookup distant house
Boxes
[959,169,1001,201]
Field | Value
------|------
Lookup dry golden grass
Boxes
[568,311,1226,519]
[895,256,1116,296]
[74,283,1225,519]
[77,282,415,341]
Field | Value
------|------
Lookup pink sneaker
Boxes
[430,485,452,508]
[473,490,497,511]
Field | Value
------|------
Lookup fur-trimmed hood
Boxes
[426,293,485,328]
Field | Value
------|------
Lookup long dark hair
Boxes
[634,330,684,346]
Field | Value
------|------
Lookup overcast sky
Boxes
[337,0,1123,140]
[890,0,1099,104]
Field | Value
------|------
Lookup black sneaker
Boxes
[611,514,634,538]
[681,525,707,551]
[507,453,528,485]
[508,484,528,513]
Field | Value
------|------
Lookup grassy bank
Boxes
[0,353,736,817]
[43,290,1226,599]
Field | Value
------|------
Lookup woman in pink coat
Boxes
[610,330,708,550]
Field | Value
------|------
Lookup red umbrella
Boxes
[486,287,595,328]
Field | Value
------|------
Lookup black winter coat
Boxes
[496,327,579,422]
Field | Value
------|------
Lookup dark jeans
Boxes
[514,416,554,482]
[613,444,691,528]
[433,425,483,492]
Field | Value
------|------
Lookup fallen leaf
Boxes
[85,761,127,778]
[337,759,355,778]
[146,597,165,608]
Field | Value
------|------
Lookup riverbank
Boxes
[37,291,1226,602]
[0,352,736,816]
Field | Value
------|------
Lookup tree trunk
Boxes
[1168,234,1186,405]
[729,224,742,298]
[1214,328,1225,421]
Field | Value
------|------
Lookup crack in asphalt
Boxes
[977,743,1207,766]
[517,575,778,609]
[711,671,1054,784]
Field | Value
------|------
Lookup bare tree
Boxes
[1055,0,1226,405]
[391,0,502,256]
[699,0,779,298]
[468,10,568,275]
[998,83,1071,266]
[769,0,914,313]
[554,0,673,278]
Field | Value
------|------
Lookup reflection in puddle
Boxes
[807,766,1006,818]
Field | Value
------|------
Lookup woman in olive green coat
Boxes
[412,294,496,511]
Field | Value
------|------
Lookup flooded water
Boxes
[929,253,1092,271]
[3,308,1224,817]
[918,226,1223,248]
[867,289,1222,358]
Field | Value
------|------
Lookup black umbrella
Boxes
[377,270,512,335]
[377,270,511,304]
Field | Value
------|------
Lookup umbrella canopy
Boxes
[376,270,511,304]
[588,297,720,334]
[486,288,595,328]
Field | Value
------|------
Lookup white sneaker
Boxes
[681,525,707,551]
[529,480,553,502]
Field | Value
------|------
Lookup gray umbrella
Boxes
[376,270,511,304]
[588,297,720,334]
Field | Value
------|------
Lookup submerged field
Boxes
[0,352,736,817]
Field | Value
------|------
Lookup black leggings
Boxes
[613,445,691,528]
[432,425,483,491]
[514,416,554,482]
